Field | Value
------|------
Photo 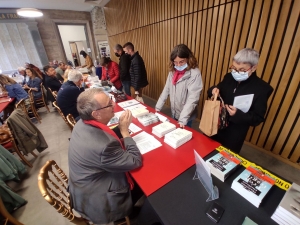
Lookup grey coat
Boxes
[68,120,142,224]
[155,68,203,125]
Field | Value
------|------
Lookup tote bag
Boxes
[199,94,220,136]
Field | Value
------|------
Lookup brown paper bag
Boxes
[199,94,220,136]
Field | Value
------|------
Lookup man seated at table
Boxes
[55,62,66,83]
[43,65,62,102]
[56,70,84,121]
[68,89,143,225]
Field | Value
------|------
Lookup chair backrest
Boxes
[48,87,57,100]
[53,101,72,129]
[38,160,88,225]
[15,99,28,116]
[66,114,76,130]
[27,90,41,123]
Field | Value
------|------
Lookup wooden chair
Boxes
[66,114,76,130]
[48,87,57,100]
[52,101,72,130]
[38,160,130,225]
[38,160,90,225]
[0,124,35,168]
[15,99,30,121]
[27,90,41,123]
[0,196,24,225]
[35,83,50,112]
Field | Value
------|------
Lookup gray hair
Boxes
[233,48,259,66]
[77,89,104,120]
[68,70,82,83]
[18,67,26,71]
[114,44,123,51]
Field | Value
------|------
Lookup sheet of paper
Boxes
[124,104,147,111]
[132,131,162,154]
[129,123,142,134]
[233,94,254,113]
[155,112,169,122]
[118,99,140,109]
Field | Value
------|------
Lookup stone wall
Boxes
[35,9,95,65]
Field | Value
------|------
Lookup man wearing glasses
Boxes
[208,48,273,154]
[68,89,142,225]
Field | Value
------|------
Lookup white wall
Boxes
[58,25,88,64]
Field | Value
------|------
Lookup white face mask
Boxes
[174,63,188,71]
[231,70,249,82]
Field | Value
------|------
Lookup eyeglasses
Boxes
[230,65,252,75]
[94,97,114,111]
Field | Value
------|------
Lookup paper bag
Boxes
[199,94,220,136]
[135,95,144,103]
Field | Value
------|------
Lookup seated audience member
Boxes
[43,66,62,92]
[63,68,71,83]
[53,60,58,69]
[23,68,42,100]
[100,57,123,91]
[27,64,43,80]
[208,48,273,154]
[55,62,66,83]
[0,75,30,120]
[18,67,29,85]
[56,70,84,121]
[49,61,54,67]
[68,89,142,224]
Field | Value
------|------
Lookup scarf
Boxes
[83,119,134,190]
[172,70,186,85]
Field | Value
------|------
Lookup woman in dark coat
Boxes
[208,48,273,154]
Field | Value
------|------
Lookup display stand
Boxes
[193,150,219,202]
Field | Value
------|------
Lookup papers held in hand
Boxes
[233,94,254,113]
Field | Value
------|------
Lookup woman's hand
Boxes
[23,84,29,89]
[179,122,185,128]
[225,104,237,116]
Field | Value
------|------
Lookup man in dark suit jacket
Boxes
[68,89,142,224]
[56,70,84,120]
[123,42,148,99]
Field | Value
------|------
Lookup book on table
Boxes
[231,166,276,207]
[131,107,149,118]
[152,121,176,138]
[206,151,241,182]
[137,113,159,126]
[271,183,300,225]
[164,128,192,149]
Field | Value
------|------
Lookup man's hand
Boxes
[118,110,132,138]
[225,104,237,116]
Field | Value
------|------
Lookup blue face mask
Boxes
[174,63,188,71]
[231,70,249,82]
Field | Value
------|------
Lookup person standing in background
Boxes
[123,42,148,99]
[208,48,273,154]
[99,57,123,91]
[80,50,95,76]
[155,44,203,128]
[114,44,131,96]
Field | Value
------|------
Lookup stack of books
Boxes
[206,151,241,182]
[164,128,192,149]
[131,108,149,118]
[271,183,300,225]
[231,166,276,207]
[137,113,159,126]
[152,122,176,138]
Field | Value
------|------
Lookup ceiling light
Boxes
[17,8,43,18]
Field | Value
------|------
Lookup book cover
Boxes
[206,202,224,223]
[231,166,276,207]
[206,151,241,181]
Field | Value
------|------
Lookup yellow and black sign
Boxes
[216,146,291,191]
[0,13,22,20]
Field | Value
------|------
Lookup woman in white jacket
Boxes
[155,44,203,128]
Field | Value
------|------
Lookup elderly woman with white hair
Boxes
[208,48,273,153]
[56,69,84,121]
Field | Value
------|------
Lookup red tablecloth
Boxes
[0,97,14,113]
[114,101,220,196]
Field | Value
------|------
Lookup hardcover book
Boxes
[231,166,276,207]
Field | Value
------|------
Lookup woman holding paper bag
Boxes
[208,48,273,154]
[155,44,203,128]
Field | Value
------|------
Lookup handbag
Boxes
[199,93,220,136]
[218,95,228,130]
[0,124,11,144]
